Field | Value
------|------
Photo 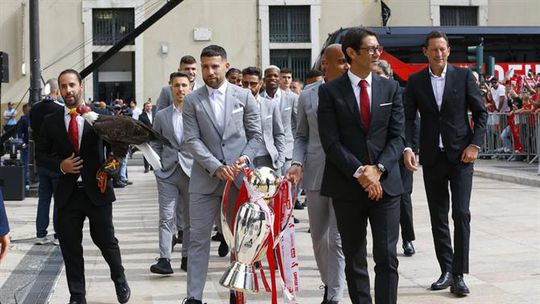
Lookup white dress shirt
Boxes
[172,103,183,145]
[145,111,153,124]
[347,71,373,178]
[206,81,228,133]
[260,88,282,103]
[348,70,373,113]
[429,64,447,148]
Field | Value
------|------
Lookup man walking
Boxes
[138,101,154,173]
[182,45,262,304]
[150,72,193,274]
[403,31,488,297]
[35,69,130,304]
[287,44,348,304]
[318,27,405,304]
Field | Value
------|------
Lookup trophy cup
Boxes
[219,199,272,293]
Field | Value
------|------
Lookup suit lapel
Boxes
[422,68,440,112]
[440,64,455,113]
[223,84,236,137]
[197,88,222,136]
[340,73,364,131]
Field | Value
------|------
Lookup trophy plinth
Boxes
[219,261,257,293]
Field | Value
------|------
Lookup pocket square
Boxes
[284,107,292,111]
[265,115,273,119]
[232,107,244,114]
[379,102,392,107]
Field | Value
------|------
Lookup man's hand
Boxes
[0,234,9,264]
[233,156,249,173]
[215,165,236,181]
[365,182,383,201]
[286,164,303,185]
[461,145,479,163]
[60,153,83,174]
[403,149,418,172]
[357,165,382,188]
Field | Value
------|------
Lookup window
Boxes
[270,49,311,81]
[93,8,135,45]
[269,6,310,43]
[440,6,478,26]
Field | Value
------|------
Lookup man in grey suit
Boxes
[287,44,348,304]
[156,55,201,110]
[260,66,298,174]
[242,66,286,170]
[182,45,262,304]
[150,72,193,275]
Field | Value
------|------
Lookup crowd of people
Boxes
[4,27,525,304]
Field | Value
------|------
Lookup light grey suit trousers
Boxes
[293,80,345,301]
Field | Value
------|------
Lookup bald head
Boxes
[321,43,348,81]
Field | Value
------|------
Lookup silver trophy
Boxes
[220,167,278,293]
[219,199,272,293]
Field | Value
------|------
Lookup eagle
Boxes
[77,104,169,177]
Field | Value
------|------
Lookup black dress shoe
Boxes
[450,274,470,296]
[68,299,87,304]
[294,200,304,210]
[114,281,131,304]
[218,239,229,257]
[403,241,415,256]
[144,168,149,173]
[150,258,173,274]
[183,298,203,304]
[431,272,453,290]
[180,257,188,271]
[211,232,223,242]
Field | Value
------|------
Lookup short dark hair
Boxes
[306,69,323,79]
[242,67,262,80]
[280,67,293,75]
[180,55,196,65]
[226,68,241,78]
[170,71,190,82]
[424,31,449,48]
[200,45,227,60]
[58,69,82,84]
[341,27,379,64]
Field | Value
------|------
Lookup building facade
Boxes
[1,0,539,107]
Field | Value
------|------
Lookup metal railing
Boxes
[475,112,539,169]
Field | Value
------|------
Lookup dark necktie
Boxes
[359,79,370,130]
[68,109,79,153]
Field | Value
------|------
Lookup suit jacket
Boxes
[292,79,327,191]
[138,111,154,127]
[35,110,115,208]
[156,85,173,111]
[0,189,9,236]
[318,73,405,200]
[151,105,193,179]
[264,89,298,159]
[405,64,488,166]
[183,83,263,195]
[258,97,286,169]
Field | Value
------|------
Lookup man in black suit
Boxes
[35,69,130,304]
[403,31,488,297]
[138,101,154,173]
[318,27,404,304]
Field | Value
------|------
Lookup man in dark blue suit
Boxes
[403,31,487,297]
[0,188,9,264]
[318,27,404,304]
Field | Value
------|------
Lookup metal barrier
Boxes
[475,112,539,166]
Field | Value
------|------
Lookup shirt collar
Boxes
[262,88,281,100]
[348,70,372,88]
[206,80,228,97]
[429,64,448,79]
[172,103,183,113]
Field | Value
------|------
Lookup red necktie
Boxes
[68,109,79,153]
[359,79,370,130]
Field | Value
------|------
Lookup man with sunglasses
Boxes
[318,27,404,304]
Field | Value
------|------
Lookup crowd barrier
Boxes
[474,112,539,169]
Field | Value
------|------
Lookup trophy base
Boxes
[219,261,257,294]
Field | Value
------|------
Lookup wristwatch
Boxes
[376,163,386,174]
